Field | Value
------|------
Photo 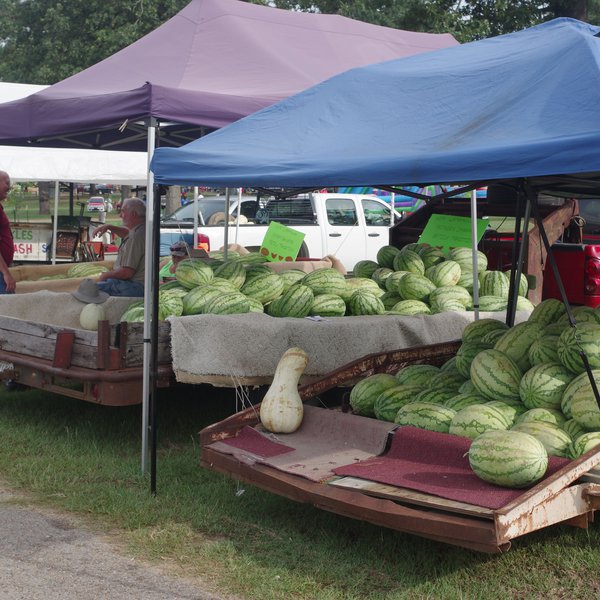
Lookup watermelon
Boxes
[425,260,462,287]
[470,349,522,402]
[458,379,477,394]
[569,432,600,459]
[562,418,587,441]
[468,430,548,488]
[449,404,511,439]
[159,280,189,298]
[444,393,488,411]
[353,260,380,279]
[279,269,309,293]
[461,318,509,343]
[559,305,600,324]
[566,370,600,430]
[371,267,394,288]
[519,362,574,410]
[268,284,314,318]
[393,249,425,275]
[480,327,509,346]
[455,341,494,379]
[494,321,545,372]
[241,273,285,305]
[528,298,568,327]
[397,273,436,302]
[414,388,458,405]
[440,356,459,373]
[246,297,264,313]
[528,334,561,366]
[480,271,510,298]
[348,290,385,316]
[477,296,508,312]
[448,247,488,272]
[182,286,222,315]
[120,302,144,323]
[511,421,572,458]
[67,263,109,278]
[379,291,403,310]
[204,291,250,315]
[349,373,399,417]
[504,270,529,297]
[395,364,440,386]
[344,277,384,298]
[384,271,409,294]
[428,370,467,392]
[376,245,401,269]
[213,260,246,289]
[395,402,456,433]
[485,400,524,425]
[373,385,422,422]
[244,264,273,284]
[429,285,472,309]
[158,289,184,320]
[418,246,446,269]
[389,300,431,316]
[206,277,239,293]
[431,299,468,314]
[557,324,600,374]
[175,258,214,289]
[309,293,346,317]
[516,408,566,427]
[516,296,536,312]
[302,268,348,296]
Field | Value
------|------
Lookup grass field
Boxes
[0,383,598,600]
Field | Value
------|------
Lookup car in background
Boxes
[161,196,264,226]
[86,196,113,213]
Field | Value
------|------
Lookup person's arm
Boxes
[97,265,135,282]
[93,223,129,240]
[0,253,15,292]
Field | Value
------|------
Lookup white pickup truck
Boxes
[159,192,401,271]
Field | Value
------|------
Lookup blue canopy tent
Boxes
[150,18,600,194]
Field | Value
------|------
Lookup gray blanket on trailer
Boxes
[168,310,531,386]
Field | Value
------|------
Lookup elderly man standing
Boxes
[0,170,16,294]
[89,197,146,297]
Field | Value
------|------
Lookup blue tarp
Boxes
[151,19,600,190]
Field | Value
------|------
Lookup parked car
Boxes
[86,196,113,213]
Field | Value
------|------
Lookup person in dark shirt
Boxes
[0,170,15,294]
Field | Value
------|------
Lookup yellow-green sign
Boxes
[260,222,306,262]
[419,214,488,251]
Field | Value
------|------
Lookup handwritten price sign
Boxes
[260,222,306,262]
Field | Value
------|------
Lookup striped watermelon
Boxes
[158,289,184,320]
[477,296,508,312]
[395,402,456,433]
[246,296,264,313]
[213,260,246,289]
[468,430,548,488]
[418,246,446,269]
[456,268,476,292]
[558,305,600,325]
[462,318,509,343]
[449,404,511,439]
[458,379,477,394]
[569,432,600,459]
[516,408,566,427]
[557,324,600,374]
[470,349,522,402]
[379,291,403,310]
[480,271,510,298]
[159,281,190,298]
[425,260,462,287]
[175,258,214,289]
[241,273,284,304]
[544,322,568,336]
[448,247,488,272]
[376,245,401,269]
[268,284,314,318]
[120,301,144,323]
[480,327,510,346]
[511,421,572,458]
[182,286,222,315]
[444,393,488,411]
[504,270,530,297]
[393,249,425,275]
[429,285,472,309]
[309,293,346,317]
[279,269,309,293]
[528,298,568,327]
[528,334,561,367]
[519,362,573,410]
[348,290,385,316]
[428,370,467,393]
[395,364,440,386]
[244,264,273,284]
[414,388,458,405]
[455,341,494,379]
[371,267,394,288]
[566,369,600,430]
[384,271,409,294]
[440,356,459,373]
[207,277,239,293]
[344,277,384,298]
[302,268,348,296]
[67,263,109,278]
[204,292,250,315]
[353,260,380,279]
[349,373,399,417]
[431,298,468,314]
[485,400,524,425]
[373,385,422,422]
[397,273,436,302]
[389,300,431,316]
[516,296,536,312]
[494,321,545,372]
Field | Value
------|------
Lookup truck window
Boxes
[362,198,391,226]
[325,198,358,226]
[262,197,316,224]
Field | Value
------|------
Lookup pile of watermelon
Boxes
[36,263,110,281]
[349,298,600,488]
[121,243,538,322]
[354,243,535,316]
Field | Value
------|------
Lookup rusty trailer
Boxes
[200,341,600,553]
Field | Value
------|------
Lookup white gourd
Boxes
[80,303,107,331]
[259,347,309,433]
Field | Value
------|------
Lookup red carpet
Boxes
[333,426,571,510]
[221,426,295,458]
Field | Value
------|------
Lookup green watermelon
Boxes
[528,298,568,327]
[557,324,600,374]
[268,284,314,318]
[175,258,214,289]
[302,268,348,296]
[373,385,422,422]
[397,273,436,302]
[389,300,431,316]
[519,362,573,410]
[348,290,385,316]
[309,293,346,317]
[395,401,456,433]
[393,249,425,275]
[425,260,462,287]
[470,349,522,402]
[353,260,380,279]
[349,373,399,417]
[449,404,511,439]
[494,321,545,372]
[511,421,572,458]
[461,318,509,343]
[376,245,401,269]
[241,273,284,304]
[395,364,440,386]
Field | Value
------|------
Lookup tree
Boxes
[0,0,189,84]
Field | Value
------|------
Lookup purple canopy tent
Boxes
[0,0,458,479]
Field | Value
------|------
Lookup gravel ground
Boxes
[0,482,230,600]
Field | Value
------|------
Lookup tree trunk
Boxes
[166,185,181,214]
[38,181,52,215]
[549,0,587,20]
[120,185,132,200]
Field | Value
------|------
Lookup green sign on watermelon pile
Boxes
[418,214,488,251]
[260,221,306,262]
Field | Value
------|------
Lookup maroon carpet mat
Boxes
[333,426,571,510]
[220,426,295,458]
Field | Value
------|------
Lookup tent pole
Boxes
[141,120,157,475]
[234,187,242,243]
[470,189,479,320]
[51,181,59,265]
[193,187,199,248]
[223,187,231,258]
